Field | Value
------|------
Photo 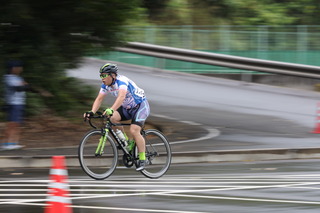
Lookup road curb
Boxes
[1,147,320,168]
[172,147,320,164]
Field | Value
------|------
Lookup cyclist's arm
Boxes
[91,92,106,113]
[110,88,126,111]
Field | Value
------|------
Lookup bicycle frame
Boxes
[90,115,135,159]
[95,128,108,156]
[80,113,172,179]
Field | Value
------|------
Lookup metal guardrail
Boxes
[116,42,320,79]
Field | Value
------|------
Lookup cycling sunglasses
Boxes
[100,73,110,79]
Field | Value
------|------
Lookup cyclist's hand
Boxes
[84,111,94,121]
[104,108,114,117]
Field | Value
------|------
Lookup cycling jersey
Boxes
[99,75,146,109]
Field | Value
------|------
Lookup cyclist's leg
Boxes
[111,107,126,132]
[131,100,150,128]
[131,123,145,171]
[131,100,150,154]
[130,124,145,153]
[131,100,150,170]
[110,110,122,123]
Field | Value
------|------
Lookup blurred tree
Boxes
[146,0,320,26]
[284,0,320,25]
[1,0,318,117]
[224,0,296,25]
[0,0,141,115]
[142,0,170,21]
[195,0,320,25]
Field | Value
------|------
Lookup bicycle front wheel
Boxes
[78,129,118,180]
[140,129,172,179]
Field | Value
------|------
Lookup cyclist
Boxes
[84,63,150,171]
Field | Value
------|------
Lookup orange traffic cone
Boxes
[312,102,320,134]
[45,156,73,213]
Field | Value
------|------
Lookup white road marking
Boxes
[165,194,320,205]
[151,113,221,144]
[70,205,210,213]
[6,201,210,213]
[1,173,320,212]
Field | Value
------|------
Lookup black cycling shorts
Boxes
[117,100,150,127]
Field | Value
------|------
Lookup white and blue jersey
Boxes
[99,75,146,109]
[99,74,149,127]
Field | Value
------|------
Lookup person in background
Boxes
[1,60,29,150]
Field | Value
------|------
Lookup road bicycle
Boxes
[78,112,172,179]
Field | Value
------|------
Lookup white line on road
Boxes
[151,113,220,144]
[1,174,320,212]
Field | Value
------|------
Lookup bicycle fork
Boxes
[95,128,109,156]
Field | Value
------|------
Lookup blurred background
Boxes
[0,0,319,126]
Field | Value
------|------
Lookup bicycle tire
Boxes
[140,129,172,179]
[78,129,118,180]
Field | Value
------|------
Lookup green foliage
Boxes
[25,92,46,116]
[42,77,97,115]
[142,0,170,21]
[143,0,320,25]
[1,0,319,119]
[0,0,141,116]
[223,0,294,25]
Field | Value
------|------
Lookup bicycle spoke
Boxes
[140,129,171,179]
[78,130,118,180]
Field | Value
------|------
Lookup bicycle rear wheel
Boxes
[78,129,118,180]
[140,129,172,179]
